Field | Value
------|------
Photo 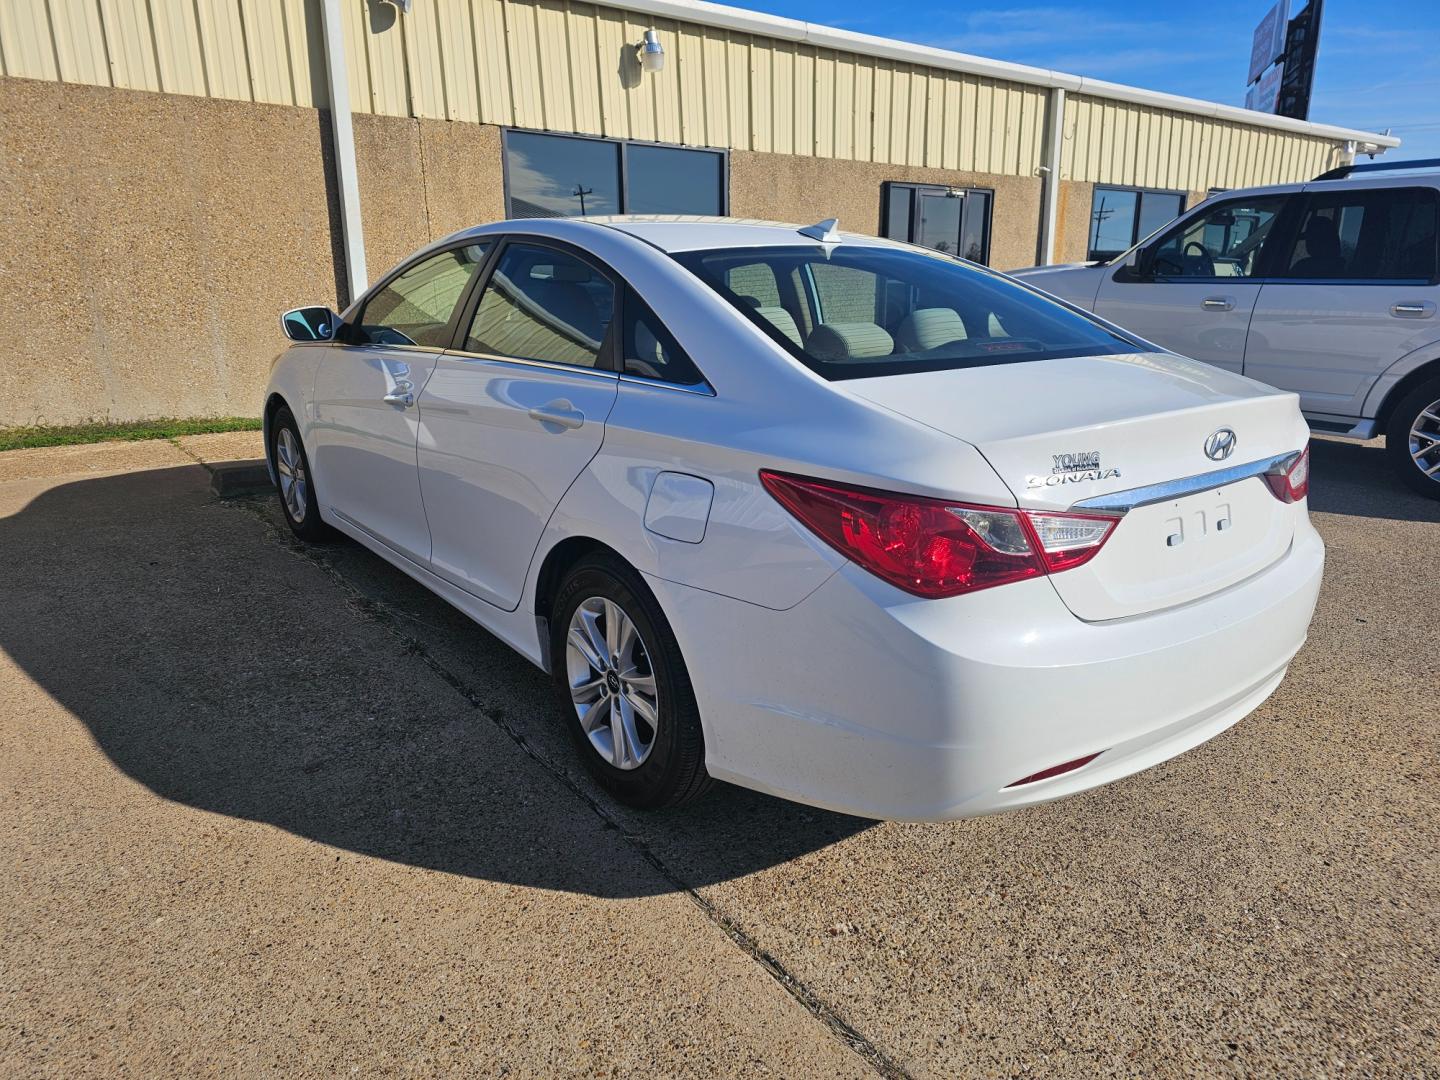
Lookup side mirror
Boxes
[281,306,340,342]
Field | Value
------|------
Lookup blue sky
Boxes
[756,0,1440,160]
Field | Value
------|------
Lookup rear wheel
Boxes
[551,553,712,809]
[270,406,332,541]
[1386,374,1440,500]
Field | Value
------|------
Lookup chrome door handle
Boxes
[1391,301,1435,318]
[527,401,584,430]
[382,389,414,407]
[1201,296,1234,311]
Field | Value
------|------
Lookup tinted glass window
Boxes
[1148,196,1286,279]
[622,290,706,386]
[1137,191,1184,242]
[1088,189,1139,261]
[355,243,489,347]
[674,245,1133,380]
[506,131,620,218]
[882,183,994,264]
[1274,187,1438,281]
[465,244,614,368]
[1089,188,1185,261]
[626,144,724,215]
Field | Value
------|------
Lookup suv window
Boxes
[1273,187,1439,282]
[622,290,706,387]
[465,243,615,368]
[355,243,489,346]
[1147,196,1286,279]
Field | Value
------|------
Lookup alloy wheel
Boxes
[565,596,660,770]
[1409,396,1440,486]
[275,427,308,523]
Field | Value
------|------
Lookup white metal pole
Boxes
[1038,87,1066,266]
[320,0,367,303]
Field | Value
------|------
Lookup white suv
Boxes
[1011,159,1440,498]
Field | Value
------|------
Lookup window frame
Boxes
[448,234,625,375]
[500,127,730,219]
[615,286,714,395]
[1088,185,1188,263]
[339,239,497,351]
[1264,185,1440,287]
[880,182,995,265]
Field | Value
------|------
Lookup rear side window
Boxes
[465,243,615,368]
[621,290,706,388]
[355,243,489,346]
[1273,187,1438,282]
[673,244,1135,380]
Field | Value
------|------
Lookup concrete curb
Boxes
[209,462,272,498]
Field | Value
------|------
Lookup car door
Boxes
[1245,182,1440,418]
[416,239,620,610]
[309,241,491,563]
[1093,193,1293,373]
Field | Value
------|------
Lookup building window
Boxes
[1088,187,1185,261]
[503,130,726,219]
[881,183,993,264]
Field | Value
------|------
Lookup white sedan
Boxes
[267,216,1322,821]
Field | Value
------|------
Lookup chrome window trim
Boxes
[1072,451,1301,514]
[618,373,716,397]
[441,348,621,380]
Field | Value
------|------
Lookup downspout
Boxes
[1037,86,1066,266]
[320,0,367,304]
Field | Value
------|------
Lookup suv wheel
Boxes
[1386,374,1440,500]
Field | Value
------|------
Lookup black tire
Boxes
[1385,373,1440,500]
[550,552,712,809]
[269,405,333,541]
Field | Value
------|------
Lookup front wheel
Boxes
[551,553,712,809]
[269,406,332,540]
[1385,375,1440,500]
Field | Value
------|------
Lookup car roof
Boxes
[464,215,904,253]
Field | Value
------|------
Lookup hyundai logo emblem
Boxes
[1204,427,1238,461]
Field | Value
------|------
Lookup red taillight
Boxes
[1004,751,1104,788]
[758,471,1118,599]
[1263,445,1310,504]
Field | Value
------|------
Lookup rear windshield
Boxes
[672,244,1137,380]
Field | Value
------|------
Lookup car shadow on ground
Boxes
[1306,436,1440,523]
[0,464,871,898]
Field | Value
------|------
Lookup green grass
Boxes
[0,417,263,452]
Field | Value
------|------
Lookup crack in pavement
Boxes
[227,492,914,1080]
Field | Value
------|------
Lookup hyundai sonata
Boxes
[266,216,1322,820]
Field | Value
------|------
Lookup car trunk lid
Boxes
[846,351,1310,620]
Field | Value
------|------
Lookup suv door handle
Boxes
[527,401,585,430]
[1391,301,1436,319]
[1201,296,1234,311]
[382,389,414,407]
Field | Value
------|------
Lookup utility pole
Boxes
[573,183,593,216]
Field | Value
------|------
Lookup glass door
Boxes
[883,183,993,264]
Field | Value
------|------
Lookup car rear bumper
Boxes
[650,517,1324,821]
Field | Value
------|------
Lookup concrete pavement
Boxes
[0,431,1436,1077]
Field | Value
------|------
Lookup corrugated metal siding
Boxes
[2,0,1338,186]
[1062,94,1338,190]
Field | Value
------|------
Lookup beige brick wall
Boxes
[0,78,506,428]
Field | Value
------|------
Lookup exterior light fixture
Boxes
[638,29,665,74]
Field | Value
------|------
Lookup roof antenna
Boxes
[798,217,841,243]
